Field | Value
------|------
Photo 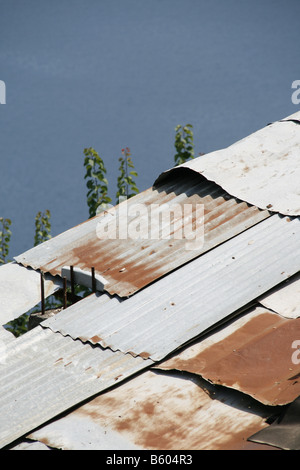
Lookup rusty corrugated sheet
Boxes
[157,306,300,406]
[14,171,270,298]
[0,326,14,344]
[155,111,300,216]
[27,369,276,450]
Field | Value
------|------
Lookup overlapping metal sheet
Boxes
[27,369,274,451]
[0,325,15,343]
[42,214,300,362]
[10,440,51,451]
[2,111,300,451]
[155,112,300,216]
[14,172,270,298]
[0,325,152,449]
[157,306,300,406]
[0,262,63,326]
[258,272,300,319]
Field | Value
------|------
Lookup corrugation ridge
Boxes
[13,171,269,298]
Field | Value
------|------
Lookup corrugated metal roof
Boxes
[2,111,300,451]
[157,306,300,406]
[155,112,300,216]
[0,325,152,449]
[14,171,270,298]
[42,214,300,362]
[0,262,63,326]
[258,271,300,319]
[27,369,275,451]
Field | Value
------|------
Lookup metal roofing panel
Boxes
[0,326,152,449]
[157,306,300,406]
[14,172,269,298]
[249,395,300,450]
[0,262,63,326]
[10,440,51,451]
[27,369,273,450]
[258,272,300,318]
[155,112,300,216]
[42,214,300,362]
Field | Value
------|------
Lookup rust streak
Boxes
[139,352,151,359]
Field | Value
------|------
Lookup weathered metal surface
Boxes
[258,272,300,319]
[155,111,300,216]
[0,326,153,449]
[14,171,270,298]
[27,370,274,450]
[157,306,300,406]
[43,214,300,362]
[0,262,63,326]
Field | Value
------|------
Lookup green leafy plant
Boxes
[174,124,195,166]
[84,147,112,217]
[5,315,28,337]
[0,217,12,265]
[116,147,139,202]
[34,210,52,246]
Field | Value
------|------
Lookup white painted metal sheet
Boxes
[42,214,300,362]
[258,272,300,319]
[0,262,63,326]
[10,440,51,450]
[155,111,300,216]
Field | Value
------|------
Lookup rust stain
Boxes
[114,374,123,381]
[159,311,300,406]
[90,335,102,343]
[75,370,269,450]
[139,352,151,359]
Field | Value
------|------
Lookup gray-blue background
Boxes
[0,0,299,257]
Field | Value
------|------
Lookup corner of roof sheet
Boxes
[153,114,300,217]
[279,110,300,123]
